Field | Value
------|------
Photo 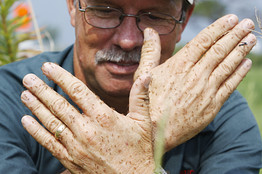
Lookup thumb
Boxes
[128,74,151,121]
[134,28,161,81]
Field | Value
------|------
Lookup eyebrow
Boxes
[84,0,182,14]
[86,0,114,5]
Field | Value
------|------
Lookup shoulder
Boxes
[196,90,262,172]
[201,90,261,151]
[0,45,74,90]
[0,45,74,128]
[0,46,73,173]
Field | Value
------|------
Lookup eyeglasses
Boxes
[78,1,185,35]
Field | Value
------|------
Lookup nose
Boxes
[112,16,144,52]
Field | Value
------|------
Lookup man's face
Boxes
[69,0,185,97]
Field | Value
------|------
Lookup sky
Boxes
[31,0,262,53]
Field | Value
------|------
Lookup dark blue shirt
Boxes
[0,45,261,173]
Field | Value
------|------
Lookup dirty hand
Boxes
[136,14,256,151]
[21,63,154,173]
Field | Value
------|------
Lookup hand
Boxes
[137,14,256,151]
[21,63,155,173]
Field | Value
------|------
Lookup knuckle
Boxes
[52,150,65,161]
[69,81,88,100]
[46,117,60,133]
[235,70,245,79]
[35,82,49,97]
[196,32,213,50]
[224,80,235,92]
[141,38,160,58]
[50,98,69,116]
[42,135,55,149]
[42,137,63,158]
[219,61,235,76]
[141,45,156,57]
[95,112,115,129]
[81,129,97,146]
[52,68,64,82]
[231,28,245,41]
[29,102,42,114]
[211,43,227,59]
[31,125,42,138]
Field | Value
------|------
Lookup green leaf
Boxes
[4,0,16,11]
[8,16,30,33]
[16,33,33,44]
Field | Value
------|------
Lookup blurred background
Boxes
[28,0,262,52]
[1,0,262,135]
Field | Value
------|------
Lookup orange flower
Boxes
[13,3,32,31]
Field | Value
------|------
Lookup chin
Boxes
[100,80,133,97]
[105,89,130,97]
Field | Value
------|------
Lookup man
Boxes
[0,0,261,173]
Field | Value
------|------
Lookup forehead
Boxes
[86,0,182,13]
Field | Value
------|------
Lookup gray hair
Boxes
[75,0,193,6]
[74,0,193,9]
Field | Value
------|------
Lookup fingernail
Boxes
[23,74,38,87]
[243,59,252,69]
[228,15,238,27]
[21,116,33,128]
[42,62,55,75]
[239,19,254,30]
[244,33,257,45]
[21,90,36,103]
[143,75,151,89]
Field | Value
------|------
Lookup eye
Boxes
[89,7,120,18]
[140,12,172,25]
[148,14,166,21]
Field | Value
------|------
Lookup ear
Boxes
[66,0,76,27]
[176,5,195,43]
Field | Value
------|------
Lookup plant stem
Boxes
[1,4,15,62]
[27,0,44,52]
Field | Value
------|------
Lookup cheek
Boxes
[159,27,182,63]
[75,13,114,50]
[75,23,114,67]
[78,25,113,50]
[160,36,177,63]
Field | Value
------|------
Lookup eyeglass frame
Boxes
[78,0,186,35]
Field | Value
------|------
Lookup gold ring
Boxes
[55,124,66,140]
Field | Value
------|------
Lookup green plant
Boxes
[0,0,34,65]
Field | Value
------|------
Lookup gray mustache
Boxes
[95,47,141,65]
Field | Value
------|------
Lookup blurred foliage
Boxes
[0,0,35,66]
[249,52,262,66]
[194,0,226,21]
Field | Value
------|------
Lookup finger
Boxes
[22,74,84,131]
[128,74,152,133]
[216,58,252,106]
[209,33,256,89]
[174,14,239,72]
[129,74,151,116]
[21,116,69,161]
[134,28,161,81]
[21,90,74,145]
[41,63,113,118]
[194,18,255,76]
